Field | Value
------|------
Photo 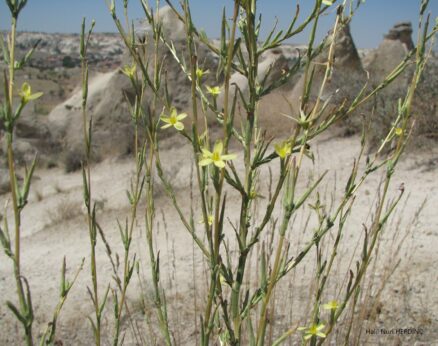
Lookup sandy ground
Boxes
[1,133,438,345]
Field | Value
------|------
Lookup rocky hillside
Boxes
[10,31,125,71]
[0,32,125,138]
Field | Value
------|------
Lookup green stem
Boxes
[203,1,241,342]
[80,21,101,346]
[7,15,34,346]
[142,5,172,344]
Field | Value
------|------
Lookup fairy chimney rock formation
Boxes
[329,24,363,70]
[363,22,438,150]
[135,6,185,41]
[363,21,416,82]
[384,22,414,51]
[290,23,366,107]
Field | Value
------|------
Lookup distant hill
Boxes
[2,31,125,71]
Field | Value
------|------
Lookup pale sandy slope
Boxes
[0,134,437,345]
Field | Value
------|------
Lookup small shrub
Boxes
[62,55,77,68]
[48,198,81,225]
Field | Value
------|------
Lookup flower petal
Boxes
[28,92,43,101]
[21,82,31,95]
[161,117,171,124]
[177,113,188,120]
[161,123,172,129]
[214,160,226,169]
[174,122,184,131]
[221,153,236,161]
[199,158,213,166]
[201,148,212,156]
[316,332,326,338]
[214,141,223,155]
[304,334,313,340]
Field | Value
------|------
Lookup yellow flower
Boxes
[274,141,292,159]
[19,82,43,104]
[322,300,339,311]
[199,141,236,169]
[160,108,188,131]
[219,274,228,286]
[196,68,209,80]
[121,63,136,79]
[395,127,403,136]
[322,0,334,5]
[199,215,214,226]
[206,85,221,97]
[298,323,326,340]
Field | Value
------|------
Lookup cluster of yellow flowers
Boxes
[159,104,296,168]
[159,105,236,170]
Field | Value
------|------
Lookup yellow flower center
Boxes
[212,152,221,162]
[196,69,205,79]
[170,115,178,125]
[207,215,214,226]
